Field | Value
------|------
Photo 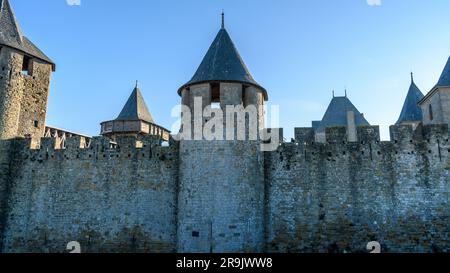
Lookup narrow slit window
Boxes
[22,55,31,76]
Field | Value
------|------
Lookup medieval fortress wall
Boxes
[0,0,449,253]
[267,124,450,252]
[1,136,179,253]
[0,124,448,253]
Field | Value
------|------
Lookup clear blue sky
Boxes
[12,0,450,140]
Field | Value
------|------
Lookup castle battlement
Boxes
[15,135,177,163]
[295,124,448,144]
[0,0,449,253]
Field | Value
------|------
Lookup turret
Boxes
[177,14,266,253]
[0,0,55,140]
[177,12,266,140]
[100,82,170,141]
[396,72,424,127]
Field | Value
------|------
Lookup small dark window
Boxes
[22,55,32,75]
[192,231,200,238]
[211,83,220,103]
[33,120,39,128]
[429,104,434,121]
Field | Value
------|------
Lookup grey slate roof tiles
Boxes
[116,86,154,124]
[316,96,370,133]
[179,27,267,99]
[396,76,424,124]
[436,56,450,87]
[0,0,55,70]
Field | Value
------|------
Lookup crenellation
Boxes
[0,2,449,253]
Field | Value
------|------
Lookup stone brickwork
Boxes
[0,124,449,253]
[420,87,450,128]
[177,140,265,253]
[266,123,450,253]
[1,135,179,253]
[0,47,52,140]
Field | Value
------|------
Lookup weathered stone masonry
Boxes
[1,136,179,253]
[0,0,448,253]
[266,124,450,253]
[0,124,448,253]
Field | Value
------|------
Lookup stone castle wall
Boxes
[0,124,449,253]
[1,135,179,253]
[177,140,265,253]
[266,124,450,252]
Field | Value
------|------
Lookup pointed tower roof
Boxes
[436,56,450,87]
[396,73,424,124]
[178,14,267,99]
[316,96,370,133]
[0,0,55,70]
[116,83,154,123]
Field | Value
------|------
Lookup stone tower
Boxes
[100,83,170,142]
[419,56,450,132]
[0,0,54,250]
[0,0,55,140]
[176,15,267,253]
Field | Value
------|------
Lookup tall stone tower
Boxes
[176,15,268,253]
[0,0,54,250]
[0,0,55,140]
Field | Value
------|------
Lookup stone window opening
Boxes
[21,55,32,76]
[192,231,200,238]
[33,120,39,128]
[211,83,220,109]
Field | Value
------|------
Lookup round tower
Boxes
[177,14,267,253]
[100,83,171,142]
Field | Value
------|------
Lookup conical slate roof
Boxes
[116,85,154,123]
[316,96,370,133]
[0,0,55,70]
[178,26,267,99]
[436,56,450,87]
[396,74,424,124]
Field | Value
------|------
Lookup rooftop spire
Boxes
[435,56,450,87]
[116,84,154,123]
[396,74,425,124]
[178,17,267,100]
[221,10,225,29]
[0,0,55,70]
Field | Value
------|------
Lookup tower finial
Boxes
[135,80,139,89]
[345,89,347,97]
[332,90,335,98]
[411,71,414,83]
[221,10,225,29]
